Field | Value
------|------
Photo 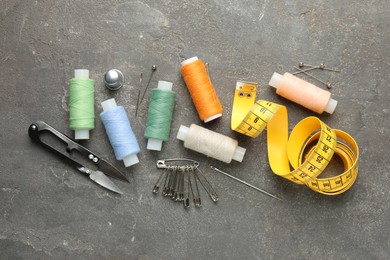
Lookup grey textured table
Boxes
[1,1,389,259]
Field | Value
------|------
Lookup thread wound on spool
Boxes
[177,124,245,163]
[69,78,95,130]
[269,72,335,114]
[180,58,223,122]
[100,105,140,163]
[144,88,176,141]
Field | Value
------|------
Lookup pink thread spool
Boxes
[269,72,337,114]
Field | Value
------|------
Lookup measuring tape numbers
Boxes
[231,81,359,195]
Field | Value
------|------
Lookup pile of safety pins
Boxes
[152,158,219,208]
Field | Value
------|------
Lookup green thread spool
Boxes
[69,69,95,140]
[145,80,176,151]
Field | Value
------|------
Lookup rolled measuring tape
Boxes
[231,81,359,195]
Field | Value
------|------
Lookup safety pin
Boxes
[157,158,199,169]
[187,169,201,207]
[184,172,191,208]
[192,166,202,207]
[153,159,218,208]
[167,166,178,197]
[152,168,167,194]
[162,168,172,196]
[172,166,182,200]
[194,168,219,202]
[173,167,182,201]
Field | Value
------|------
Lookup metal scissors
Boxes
[28,121,128,194]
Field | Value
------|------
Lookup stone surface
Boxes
[0,0,389,259]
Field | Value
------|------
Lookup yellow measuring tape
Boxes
[231,81,359,195]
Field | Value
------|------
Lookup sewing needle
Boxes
[210,166,282,201]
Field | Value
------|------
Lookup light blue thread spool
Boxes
[100,98,140,167]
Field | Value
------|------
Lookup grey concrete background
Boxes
[0,0,389,259]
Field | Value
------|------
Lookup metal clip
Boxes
[152,158,218,209]
[156,158,199,169]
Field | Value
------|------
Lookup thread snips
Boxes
[28,121,128,194]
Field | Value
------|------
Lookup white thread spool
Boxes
[176,124,246,163]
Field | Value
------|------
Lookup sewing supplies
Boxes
[144,80,176,151]
[298,62,341,72]
[100,98,140,167]
[294,62,341,89]
[135,73,143,116]
[180,57,223,123]
[69,69,94,140]
[28,121,128,194]
[210,166,282,201]
[136,65,157,116]
[103,69,124,90]
[177,124,246,163]
[231,81,359,195]
[293,66,333,89]
[205,62,210,78]
[269,72,338,114]
[153,158,219,208]
[292,66,319,75]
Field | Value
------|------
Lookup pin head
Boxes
[299,62,305,68]
[104,69,124,90]
[152,65,157,71]
[320,63,325,69]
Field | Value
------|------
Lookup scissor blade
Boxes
[89,170,123,194]
[97,160,129,182]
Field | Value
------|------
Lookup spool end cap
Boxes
[147,138,163,151]
[324,98,338,114]
[157,80,173,91]
[75,129,90,140]
[180,56,199,67]
[101,98,117,111]
[204,113,222,123]
[177,125,189,141]
[74,69,89,79]
[123,154,139,167]
[269,72,283,89]
[232,146,246,162]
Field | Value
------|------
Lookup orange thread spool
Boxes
[269,72,338,114]
[180,57,223,122]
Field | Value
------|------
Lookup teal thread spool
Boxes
[145,80,176,151]
[69,69,95,139]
